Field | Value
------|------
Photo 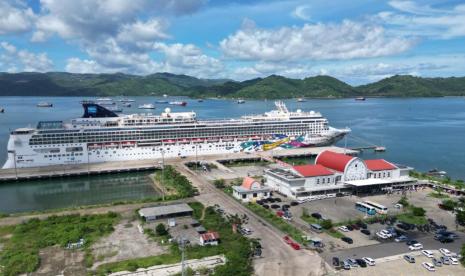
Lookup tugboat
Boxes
[37,102,53,107]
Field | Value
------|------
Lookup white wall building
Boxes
[232,177,271,202]
[264,150,415,199]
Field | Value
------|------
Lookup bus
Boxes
[355,202,376,215]
[364,200,388,214]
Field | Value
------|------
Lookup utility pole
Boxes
[180,236,187,276]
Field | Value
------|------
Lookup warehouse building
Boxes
[138,203,193,222]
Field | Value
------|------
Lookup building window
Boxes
[317,179,320,184]
[322,178,325,184]
[242,194,246,199]
[253,193,257,198]
[388,172,391,177]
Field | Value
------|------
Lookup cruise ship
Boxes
[2,101,350,169]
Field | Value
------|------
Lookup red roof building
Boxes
[241,176,259,190]
[200,231,220,246]
[315,150,355,172]
[292,164,334,177]
[365,159,397,171]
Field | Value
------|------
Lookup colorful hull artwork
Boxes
[240,136,308,151]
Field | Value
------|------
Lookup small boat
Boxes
[163,94,168,98]
[155,100,169,104]
[427,169,447,176]
[374,146,386,152]
[122,103,132,107]
[197,99,204,102]
[118,98,135,103]
[0,108,4,113]
[355,97,366,101]
[237,99,245,104]
[138,104,155,109]
[96,97,112,101]
[297,98,306,102]
[169,101,187,106]
[97,101,116,106]
[37,102,53,107]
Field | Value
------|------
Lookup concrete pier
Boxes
[0,146,356,182]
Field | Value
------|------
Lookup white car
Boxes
[240,227,253,235]
[376,232,390,239]
[362,257,375,266]
[422,262,436,272]
[422,250,434,258]
[450,257,459,265]
[409,243,423,250]
[379,230,392,237]
[439,248,453,257]
[339,226,350,232]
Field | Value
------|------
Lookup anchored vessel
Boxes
[3,101,350,169]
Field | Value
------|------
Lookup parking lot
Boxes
[339,251,465,276]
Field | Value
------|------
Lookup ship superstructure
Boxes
[3,101,350,168]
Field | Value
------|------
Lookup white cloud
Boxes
[381,1,465,38]
[220,19,415,62]
[0,42,53,72]
[292,5,311,21]
[0,1,35,35]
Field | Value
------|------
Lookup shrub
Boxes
[320,219,333,230]
[155,223,168,236]
[411,207,426,217]
[398,196,409,207]
[456,210,465,226]
[213,179,225,189]
[441,199,457,211]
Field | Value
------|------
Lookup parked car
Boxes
[332,257,340,267]
[394,203,403,209]
[342,260,351,270]
[290,201,299,206]
[395,235,408,242]
[270,204,280,209]
[351,224,360,230]
[406,239,418,246]
[422,262,435,272]
[338,226,350,232]
[341,237,353,244]
[357,222,368,229]
[432,258,442,267]
[422,250,434,258]
[439,237,454,243]
[274,198,282,202]
[376,231,390,239]
[361,229,371,235]
[439,248,453,257]
[362,257,375,266]
[409,243,423,250]
[450,256,459,265]
[311,213,322,219]
[347,259,358,267]
[440,256,451,265]
[262,204,270,209]
[240,227,253,235]
[403,255,415,263]
[355,259,367,268]
[346,225,354,231]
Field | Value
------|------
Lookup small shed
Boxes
[138,203,193,222]
[195,225,206,234]
[200,231,220,246]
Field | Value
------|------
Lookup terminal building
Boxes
[264,150,414,199]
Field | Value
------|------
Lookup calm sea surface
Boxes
[0,96,464,212]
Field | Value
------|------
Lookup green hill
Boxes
[0,72,464,98]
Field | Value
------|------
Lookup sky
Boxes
[0,0,465,84]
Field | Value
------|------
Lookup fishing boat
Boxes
[37,102,53,107]
[138,104,156,109]
[169,101,187,106]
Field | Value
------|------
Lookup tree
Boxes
[213,178,225,189]
[441,199,457,211]
[320,219,333,230]
[456,210,465,226]
[411,207,426,217]
[398,196,409,207]
[155,223,168,236]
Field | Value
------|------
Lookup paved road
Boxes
[322,231,465,263]
[173,163,330,276]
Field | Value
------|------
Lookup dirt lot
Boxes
[91,218,167,268]
[145,216,201,245]
[199,165,267,181]
[340,251,465,276]
[32,246,86,276]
